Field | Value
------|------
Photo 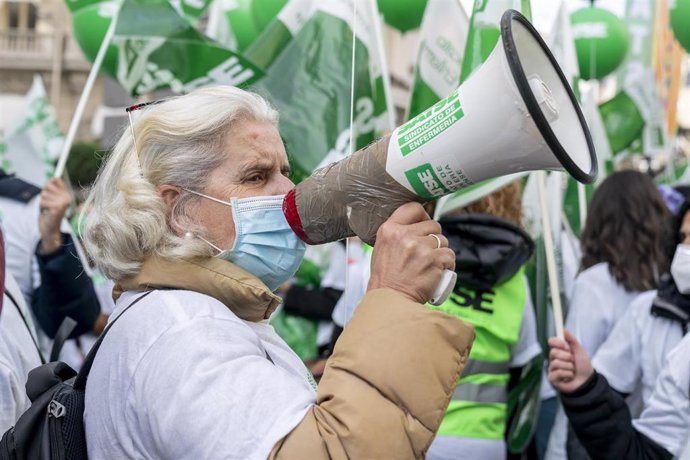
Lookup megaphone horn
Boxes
[283,9,597,304]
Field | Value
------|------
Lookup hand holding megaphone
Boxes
[283,9,597,305]
[367,203,456,305]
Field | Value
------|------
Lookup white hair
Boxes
[82,85,279,282]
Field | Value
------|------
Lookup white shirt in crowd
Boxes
[305,242,344,347]
[0,271,42,433]
[0,196,43,303]
[85,290,317,460]
[0,195,94,364]
[60,271,116,371]
[633,333,690,458]
[546,262,640,459]
[593,290,686,405]
[331,239,371,328]
[565,262,641,357]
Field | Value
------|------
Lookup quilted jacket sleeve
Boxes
[270,288,475,459]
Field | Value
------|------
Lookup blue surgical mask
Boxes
[184,190,306,291]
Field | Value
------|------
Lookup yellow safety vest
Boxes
[429,267,527,440]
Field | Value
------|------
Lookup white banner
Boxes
[2,75,64,186]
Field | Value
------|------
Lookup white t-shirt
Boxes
[547,262,640,459]
[331,240,371,328]
[84,289,316,460]
[0,271,42,433]
[565,263,640,357]
[593,290,686,404]
[0,196,42,302]
[311,242,345,346]
[0,195,96,361]
[633,333,690,457]
[59,272,116,371]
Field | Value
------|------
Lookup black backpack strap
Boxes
[73,291,153,390]
[4,288,46,364]
[0,173,41,203]
[49,318,77,362]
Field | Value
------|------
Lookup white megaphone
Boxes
[283,9,597,305]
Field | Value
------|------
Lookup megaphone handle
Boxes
[429,269,457,306]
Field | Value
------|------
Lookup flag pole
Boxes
[577,182,587,227]
[54,9,119,178]
[367,0,395,131]
[537,171,565,340]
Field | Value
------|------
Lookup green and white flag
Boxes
[244,0,313,71]
[432,0,530,218]
[247,0,392,139]
[114,0,263,95]
[206,0,262,52]
[547,0,579,97]
[65,0,263,96]
[366,0,394,136]
[2,75,63,185]
[581,88,612,185]
[545,0,589,236]
[613,0,668,158]
[460,0,531,82]
[249,0,386,183]
[406,0,469,120]
[168,0,213,26]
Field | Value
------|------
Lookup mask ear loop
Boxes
[182,189,231,255]
[195,234,225,254]
[183,188,233,207]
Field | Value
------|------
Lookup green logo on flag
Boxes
[405,163,451,199]
[397,91,464,156]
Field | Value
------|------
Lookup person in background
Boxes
[548,330,689,460]
[591,198,690,409]
[82,86,475,459]
[427,181,542,460]
[329,237,371,349]
[0,171,101,348]
[0,228,43,433]
[546,170,671,458]
[567,170,669,358]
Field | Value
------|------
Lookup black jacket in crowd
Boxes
[0,171,101,339]
[561,372,673,460]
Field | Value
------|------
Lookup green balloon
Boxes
[671,0,690,52]
[251,0,287,32]
[71,4,119,78]
[571,7,629,80]
[377,0,428,32]
[227,0,260,52]
[599,91,645,154]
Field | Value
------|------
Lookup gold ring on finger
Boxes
[429,233,441,249]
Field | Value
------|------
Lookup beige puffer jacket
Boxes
[117,256,475,459]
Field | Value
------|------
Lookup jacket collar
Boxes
[114,256,282,322]
[439,213,534,290]
[652,273,690,329]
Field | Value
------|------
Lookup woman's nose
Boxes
[274,174,295,195]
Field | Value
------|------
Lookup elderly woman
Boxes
[82,86,474,459]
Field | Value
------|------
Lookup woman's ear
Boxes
[158,184,180,211]
[158,185,184,235]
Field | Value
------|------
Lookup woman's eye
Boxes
[245,174,264,184]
